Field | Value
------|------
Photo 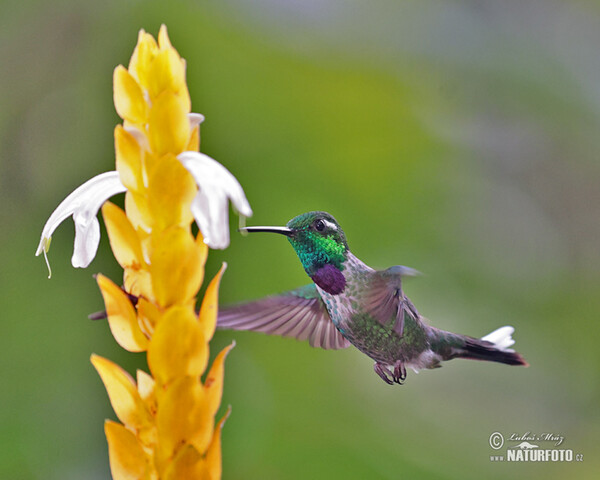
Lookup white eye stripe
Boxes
[323,219,337,231]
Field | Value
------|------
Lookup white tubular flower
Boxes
[36,152,252,276]
[178,151,253,249]
[35,172,127,277]
[188,112,205,128]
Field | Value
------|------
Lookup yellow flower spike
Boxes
[205,406,232,480]
[102,202,144,270]
[163,445,210,480]
[147,90,190,156]
[91,354,153,428]
[115,126,144,193]
[128,30,158,88]
[36,27,249,479]
[150,227,205,308]
[156,376,213,460]
[146,154,196,231]
[147,306,208,386]
[113,65,148,124]
[105,420,152,480]
[204,342,235,417]
[198,263,227,341]
[96,275,149,352]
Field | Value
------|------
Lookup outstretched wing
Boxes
[218,284,350,350]
[364,265,420,337]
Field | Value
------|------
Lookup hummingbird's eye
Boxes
[314,219,326,232]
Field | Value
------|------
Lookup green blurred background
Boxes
[1,0,599,478]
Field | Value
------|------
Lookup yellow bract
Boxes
[146,48,190,111]
[115,126,144,193]
[146,154,196,231]
[156,375,214,458]
[205,407,231,480]
[150,226,206,308]
[113,66,148,125]
[124,190,153,232]
[92,355,152,428]
[199,263,227,341]
[105,420,153,480]
[204,343,235,417]
[94,25,233,479]
[148,90,190,156]
[137,369,156,405]
[163,445,210,480]
[147,306,208,386]
[102,202,144,270]
[136,297,161,336]
[123,267,154,304]
[128,31,159,93]
[128,25,190,110]
[96,274,148,352]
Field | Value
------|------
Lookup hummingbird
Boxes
[219,211,528,385]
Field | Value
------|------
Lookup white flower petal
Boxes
[36,171,126,275]
[199,187,230,249]
[72,210,101,268]
[188,113,205,128]
[177,151,252,249]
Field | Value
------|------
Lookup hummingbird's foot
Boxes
[393,361,407,384]
[373,362,395,385]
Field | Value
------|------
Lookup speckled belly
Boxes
[316,266,431,366]
[341,311,429,364]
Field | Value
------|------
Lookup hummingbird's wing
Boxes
[218,284,351,350]
[364,266,420,338]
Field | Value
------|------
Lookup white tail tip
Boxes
[481,326,515,352]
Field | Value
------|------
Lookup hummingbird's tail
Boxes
[457,326,528,366]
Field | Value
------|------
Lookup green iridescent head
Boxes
[240,211,349,276]
[285,211,349,275]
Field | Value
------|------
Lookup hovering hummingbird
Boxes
[218,211,528,385]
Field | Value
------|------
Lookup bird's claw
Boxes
[393,361,407,384]
[374,362,406,385]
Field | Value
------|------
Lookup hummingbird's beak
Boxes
[239,226,294,237]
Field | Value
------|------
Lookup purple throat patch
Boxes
[311,264,346,295]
